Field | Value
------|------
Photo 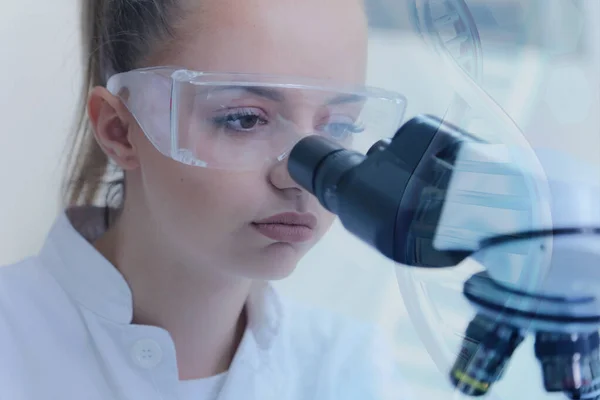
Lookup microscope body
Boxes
[434,130,600,399]
[395,116,600,399]
[288,114,600,399]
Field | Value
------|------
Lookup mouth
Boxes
[251,212,317,243]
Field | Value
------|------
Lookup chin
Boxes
[246,242,305,281]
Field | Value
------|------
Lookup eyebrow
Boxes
[208,86,286,102]
[326,93,366,105]
[206,86,366,105]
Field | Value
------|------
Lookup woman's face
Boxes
[126,0,368,279]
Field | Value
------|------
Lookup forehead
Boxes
[167,0,368,85]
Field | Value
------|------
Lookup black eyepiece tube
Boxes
[287,115,474,267]
[288,136,365,215]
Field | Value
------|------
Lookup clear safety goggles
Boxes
[106,67,407,170]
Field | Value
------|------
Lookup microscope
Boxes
[288,114,600,399]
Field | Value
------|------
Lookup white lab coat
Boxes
[0,208,412,400]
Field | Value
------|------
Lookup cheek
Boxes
[136,140,265,235]
[318,207,337,233]
[174,170,265,222]
[303,192,336,237]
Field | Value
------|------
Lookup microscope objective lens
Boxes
[450,313,524,396]
[535,331,600,400]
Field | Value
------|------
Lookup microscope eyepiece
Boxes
[287,115,476,266]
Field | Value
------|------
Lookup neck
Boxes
[94,205,252,380]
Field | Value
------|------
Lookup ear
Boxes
[87,86,140,170]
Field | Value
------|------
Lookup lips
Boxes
[252,212,318,243]
[254,212,318,228]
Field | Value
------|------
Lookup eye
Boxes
[317,116,365,140]
[212,108,269,132]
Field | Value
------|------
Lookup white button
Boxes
[131,339,163,369]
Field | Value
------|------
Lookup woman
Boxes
[0,0,410,398]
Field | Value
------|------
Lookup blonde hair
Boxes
[63,0,181,207]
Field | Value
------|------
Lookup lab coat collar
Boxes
[39,207,283,350]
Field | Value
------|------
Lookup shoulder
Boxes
[278,294,414,399]
[0,256,75,331]
[0,256,54,300]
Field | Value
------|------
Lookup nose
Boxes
[267,153,306,198]
[267,117,315,198]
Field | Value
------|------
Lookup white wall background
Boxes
[1,1,599,399]
[0,0,82,264]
